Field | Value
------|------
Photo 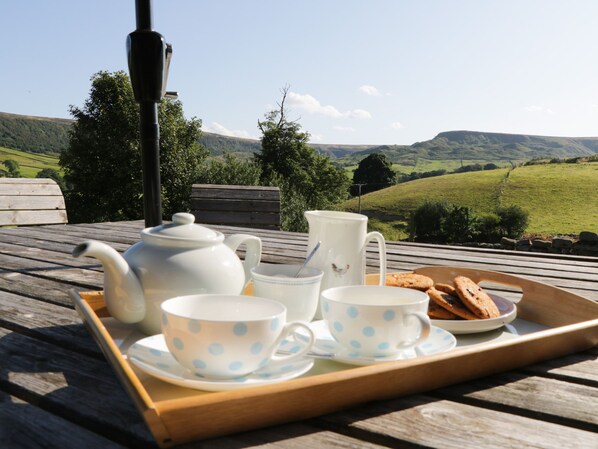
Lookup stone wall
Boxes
[500,231,598,256]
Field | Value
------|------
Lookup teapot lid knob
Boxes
[172,213,195,225]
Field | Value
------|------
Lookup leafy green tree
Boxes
[157,99,208,215]
[497,205,528,238]
[409,201,477,243]
[60,71,206,223]
[3,159,21,177]
[36,168,66,192]
[255,87,350,231]
[408,201,450,243]
[474,213,502,243]
[444,205,477,243]
[196,153,261,185]
[352,153,397,195]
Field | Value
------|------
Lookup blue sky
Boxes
[2,1,598,145]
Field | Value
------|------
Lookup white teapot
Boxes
[72,213,262,335]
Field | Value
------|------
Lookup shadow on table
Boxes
[0,324,157,448]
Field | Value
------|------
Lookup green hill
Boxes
[3,112,598,171]
[0,146,61,177]
[0,112,71,154]
[341,161,598,237]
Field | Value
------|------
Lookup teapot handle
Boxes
[223,234,262,287]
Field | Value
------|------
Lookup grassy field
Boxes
[341,162,598,238]
[0,146,61,177]
[501,163,598,235]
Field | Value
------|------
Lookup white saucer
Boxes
[285,320,456,366]
[127,334,314,392]
[431,294,517,334]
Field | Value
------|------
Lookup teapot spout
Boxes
[73,240,146,324]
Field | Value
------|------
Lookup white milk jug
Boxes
[305,210,387,318]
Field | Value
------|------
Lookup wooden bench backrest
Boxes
[190,184,280,229]
[0,178,68,226]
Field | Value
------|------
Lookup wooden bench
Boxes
[190,184,280,229]
[0,178,68,226]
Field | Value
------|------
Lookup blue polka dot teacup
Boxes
[321,285,431,357]
[160,294,315,379]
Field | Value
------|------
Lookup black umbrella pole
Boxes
[140,101,162,227]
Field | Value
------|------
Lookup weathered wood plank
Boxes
[191,184,280,200]
[0,178,62,195]
[522,350,598,384]
[318,394,598,449]
[436,372,598,429]
[0,328,155,445]
[0,252,103,288]
[196,211,281,226]
[0,271,86,308]
[0,226,132,250]
[0,178,67,226]
[0,195,65,210]
[199,422,388,449]
[0,210,67,226]
[191,184,281,229]
[0,393,127,449]
[190,198,280,213]
[0,291,101,356]
[0,241,104,270]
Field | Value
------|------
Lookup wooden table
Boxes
[1,220,597,449]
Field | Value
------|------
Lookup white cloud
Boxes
[359,85,382,97]
[390,121,404,130]
[202,122,254,139]
[525,105,555,114]
[350,109,372,119]
[287,92,372,119]
[333,126,355,132]
[309,133,324,142]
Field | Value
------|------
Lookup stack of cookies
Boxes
[386,272,500,320]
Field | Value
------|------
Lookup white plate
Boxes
[285,320,456,366]
[127,334,314,392]
[431,294,517,334]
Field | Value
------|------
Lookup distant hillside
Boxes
[198,132,262,156]
[335,130,598,167]
[198,132,375,158]
[2,112,598,167]
[0,112,71,154]
[0,146,61,177]
[341,161,598,237]
[414,130,598,160]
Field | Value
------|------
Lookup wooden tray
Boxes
[70,267,598,448]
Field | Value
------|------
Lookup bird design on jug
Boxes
[331,255,350,276]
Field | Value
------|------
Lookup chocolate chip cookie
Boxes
[453,276,500,319]
[427,298,460,320]
[386,272,434,291]
[427,286,480,320]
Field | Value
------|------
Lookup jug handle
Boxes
[365,231,387,286]
[224,234,262,287]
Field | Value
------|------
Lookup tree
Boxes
[255,87,350,231]
[443,205,477,243]
[409,201,477,243]
[497,205,528,238]
[352,153,397,195]
[36,168,66,192]
[60,71,207,223]
[3,159,21,177]
[408,201,450,243]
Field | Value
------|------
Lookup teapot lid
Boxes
[141,213,223,246]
